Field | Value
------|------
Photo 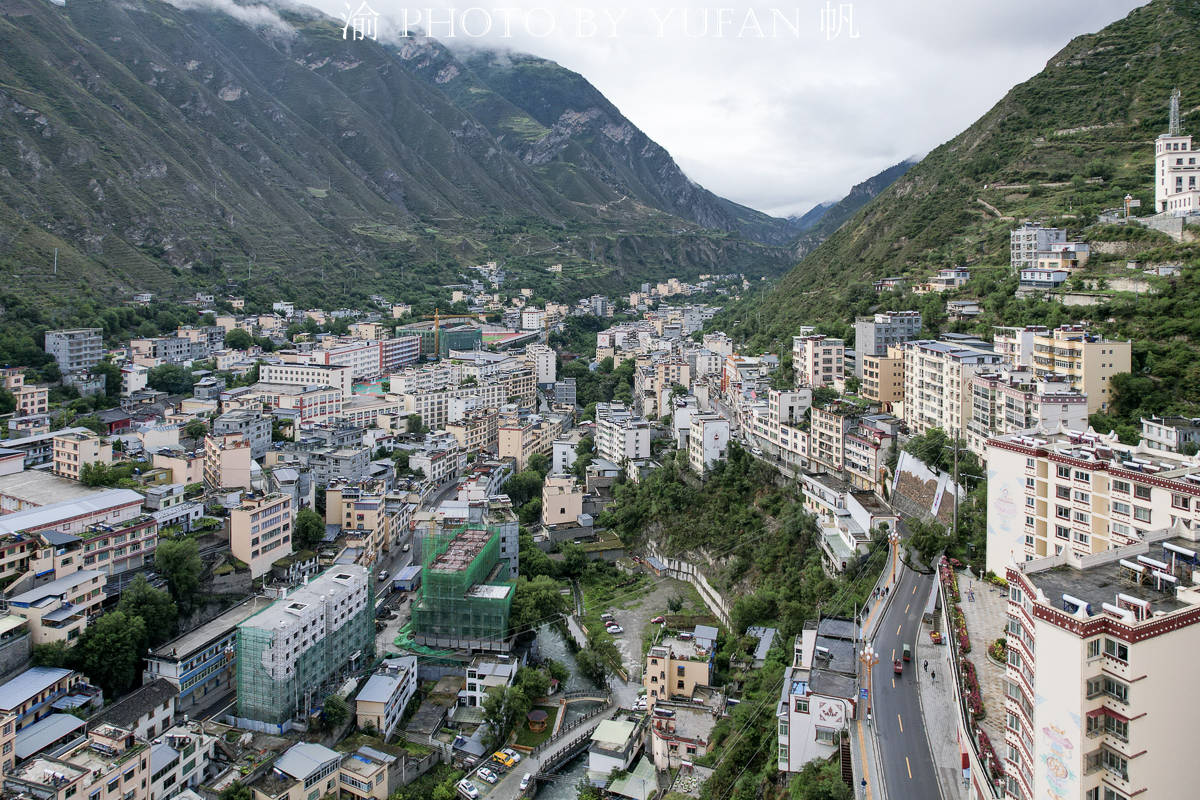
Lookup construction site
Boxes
[409,523,515,653]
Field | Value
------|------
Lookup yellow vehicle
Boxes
[491,752,517,769]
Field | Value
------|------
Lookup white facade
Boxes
[354,656,417,740]
[258,362,353,400]
[791,335,845,389]
[525,343,556,384]
[1155,93,1200,215]
[901,339,1002,437]
[149,724,217,800]
[688,414,729,474]
[595,407,651,465]
[462,656,517,707]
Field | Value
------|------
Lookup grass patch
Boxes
[514,704,560,748]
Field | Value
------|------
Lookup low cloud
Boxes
[164,0,297,36]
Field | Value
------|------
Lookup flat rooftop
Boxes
[150,595,276,659]
[466,584,511,600]
[240,565,368,632]
[429,528,493,572]
[0,471,101,506]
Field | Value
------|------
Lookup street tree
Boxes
[481,685,531,750]
[75,611,147,697]
[294,508,326,551]
[155,538,203,614]
[117,574,178,647]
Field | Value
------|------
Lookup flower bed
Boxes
[952,607,971,654]
[975,726,1004,780]
[988,638,1007,663]
[961,658,984,719]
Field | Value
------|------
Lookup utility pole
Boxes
[53,247,58,276]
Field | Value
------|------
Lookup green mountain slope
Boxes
[730,0,1200,352]
[790,159,916,258]
[0,0,793,314]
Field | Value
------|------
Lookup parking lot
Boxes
[601,577,695,708]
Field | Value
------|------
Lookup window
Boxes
[1074,490,1089,503]
[1008,649,1022,669]
[1104,788,1129,800]
[677,680,685,689]
[1056,485,1071,499]
[1006,744,1021,766]
[1112,501,1130,516]
[1057,465,1071,479]
[1173,494,1191,510]
[1104,638,1129,662]
[1056,505,1070,519]
[1073,510,1089,524]
[1006,712,1021,733]
[1026,458,1035,468]
[794,698,809,713]
[1134,506,1151,523]
[1055,525,1070,540]
[1087,639,1101,659]
[815,728,837,744]
[1026,477,1036,489]
[1025,515,1035,526]
[1102,677,1129,703]
[1135,485,1151,501]
[1074,470,1090,483]
[1112,479,1129,494]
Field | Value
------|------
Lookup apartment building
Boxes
[1140,415,1200,454]
[791,334,845,389]
[901,338,1003,437]
[860,344,905,408]
[354,656,417,739]
[985,429,1200,572]
[79,513,158,579]
[245,383,343,424]
[525,343,556,384]
[992,326,1049,368]
[688,414,730,476]
[1028,327,1132,414]
[44,329,103,374]
[203,433,253,491]
[445,410,499,455]
[51,431,113,481]
[258,362,353,399]
[409,448,466,486]
[595,405,652,466]
[326,480,404,561]
[844,415,898,494]
[212,408,272,460]
[6,723,149,800]
[1155,93,1200,214]
[1001,531,1200,800]
[148,721,217,800]
[808,402,863,476]
[542,474,585,526]
[644,634,714,711]
[235,566,374,730]
[248,743,343,800]
[0,667,99,734]
[776,618,858,774]
[853,312,921,377]
[144,595,275,712]
[461,655,518,708]
[0,369,48,417]
[966,370,1089,457]
[6,570,106,644]
[1010,223,1068,270]
[229,492,293,578]
[498,412,565,470]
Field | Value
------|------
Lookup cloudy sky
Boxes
[299,0,1146,217]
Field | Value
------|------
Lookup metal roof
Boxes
[274,742,343,780]
[0,667,72,711]
[0,489,144,536]
[14,713,84,759]
[8,570,104,606]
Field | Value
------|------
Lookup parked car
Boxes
[491,752,517,769]
[601,612,614,622]
[519,774,532,791]
[606,624,624,634]
[501,748,523,764]
[634,696,647,710]
[457,780,480,799]
[477,768,498,784]
[650,615,665,624]
[377,570,388,582]
[678,631,694,640]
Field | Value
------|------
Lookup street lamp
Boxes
[888,529,901,586]
[859,643,879,719]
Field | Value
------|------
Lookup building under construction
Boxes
[410,523,514,652]
[234,565,375,732]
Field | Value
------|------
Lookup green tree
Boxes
[75,611,146,697]
[0,388,14,415]
[184,418,207,440]
[224,328,253,350]
[501,470,544,507]
[788,758,854,800]
[407,414,427,434]
[147,364,197,395]
[322,694,349,731]
[155,537,203,613]
[219,785,253,800]
[527,452,550,478]
[574,647,609,687]
[558,542,587,578]
[513,666,551,700]
[509,575,568,634]
[92,359,123,400]
[117,575,178,647]
[32,640,75,669]
[518,533,555,579]
[294,508,326,551]
[481,685,531,751]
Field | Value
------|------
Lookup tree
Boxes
[558,542,587,578]
[32,640,75,669]
[788,758,853,800]
[147,364,197,395]
[518,533,555,579]
[527,452,550,478]
[574,647,609,687]
[92,359,123,400]
[184,418,207,440]
[75,611,146,697]
[407,414,427,434]
[513,666,551,700]
[219,786,253,800]
[481,685,531,750]
[509,575,568,634]
[117,575,178,647]
[501,470,544,507]
[666,593,684,613]
[322,694,349,731]
[0,389,14,415]
[294,508,326,551]
[155,538,203,613]
[224,328,253,350]
[907,518,950,563]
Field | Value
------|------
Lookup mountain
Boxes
[787,201,836,234]
[0,0,792,314]
[395,42,799,245]
[790,159,915,258]
[729,0,1200,349]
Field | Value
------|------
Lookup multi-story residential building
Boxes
[0,667,99,732]
[687,414,729,475]
[542,474,585,526]
[44,329,103,374]
[791,334,845,389]
[306,444,372,486]
[498,412,567,470]
[595,405,652,466]
[409,448,466,487]
[985,429,1200,572]
[801,473,897,573]
[79,513,158,579]
[203,432,253,490]
[1140,415,1200,454]
[844,415,898,494]
[1030,327,1131,413]
[525,343,556,384]
[966,370,1089,457]
[644,634,714,711]
[148,721,217,800]
[213,408,272,460]
[257,362,353,399]
[860,345,905,408]
[776,618,858,774]
[461,655,518,708]
[51,431,113,481]
[144,595,275,712]
[0,368,48,417]
[6,723,149,800]
[808,402,864,476]
[992,326,1049,368]
[248,743,343,800]
[1000,529,1200,800]
[915,267,970,293]
[853,312,921,377]
[229,492,293,578]
[325,480,405,563]
[901,338,1003,437]
[1155,90,1200,214]
[6,571,105,644]
[1035,242,1090,271]
[244,383,343,424]
[1010,222,1068,270]
[235,566,374,731]
[354,656,417,739]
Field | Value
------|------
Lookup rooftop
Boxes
[273,742,343,781]
[0,489,144,536]
[429,528,493,572]
[89,678,177,730]
[8,570,104,606]
[591,718,637,750]
[0,667,74,712]
[14,713,84,760]
[240,565,369,632]
[150,595,275,660]
[0,471,101,507]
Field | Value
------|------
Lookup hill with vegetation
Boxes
[790,159,916,258]
[0,0,795,319]
[719,0,1200,427]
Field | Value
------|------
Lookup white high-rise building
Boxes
[525,343,556,385]
[688,414,729,474]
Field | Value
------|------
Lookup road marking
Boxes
[905,603,910,614]
[891,677,895,689]
[891,648,895,661]
[897,624,902,636]
[854,718,874,800]
[912,584,918,595]
[897,714,903,733]
[906,756,912,779]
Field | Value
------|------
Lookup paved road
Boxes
[868,565,938,799]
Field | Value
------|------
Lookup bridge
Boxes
[560,690,609,704]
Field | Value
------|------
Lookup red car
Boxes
[650,616,665,624]
[893,659,903,676]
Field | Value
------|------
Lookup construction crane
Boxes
[420,308,481,356]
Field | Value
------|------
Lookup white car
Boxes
[501,748,523,764]
[519,774,532,791]
[634,696,647,710]
[606,624,624,634]
[457,780,479,799]
[476,768,498,784]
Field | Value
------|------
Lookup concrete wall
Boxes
[0,634,31,684]
[645,547,732,627]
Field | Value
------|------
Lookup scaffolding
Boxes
[235,566,376,730]
[410,524,514,652]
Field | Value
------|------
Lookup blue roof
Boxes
[13,713,84,759]
[396,566,421,580]
[0,667,72,711]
